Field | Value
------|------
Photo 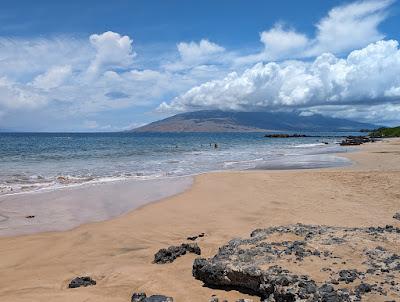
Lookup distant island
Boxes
[131,110,377,132]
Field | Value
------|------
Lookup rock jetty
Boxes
[193,224,400,301]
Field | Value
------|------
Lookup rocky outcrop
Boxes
[68,276,96,288]
[192,224,400,301]
[131,292,173,302]
[154,243,201,264]
[339,136,374,146]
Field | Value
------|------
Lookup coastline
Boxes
[0,142,352,237]
[0,138,399,301]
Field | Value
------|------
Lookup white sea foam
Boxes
[293,143,326,148]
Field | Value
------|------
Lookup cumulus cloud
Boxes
[261,25,309,58]
[159,40,400,114]
[0,31,174,115]
[237,0,394,63]
[178,39,225,63]
[164,39,226,71]
[86,31,136,78]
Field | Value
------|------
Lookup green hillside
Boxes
[369,126,400,137]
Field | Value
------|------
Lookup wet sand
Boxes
[0,139,399,301]
[0,176,193,237]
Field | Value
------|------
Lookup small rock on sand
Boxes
[131,292,173,302]
[68,276,96,288]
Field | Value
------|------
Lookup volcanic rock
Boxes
[154,243,201,264]
[68,276,96,288]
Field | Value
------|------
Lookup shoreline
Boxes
[0,138,349,198]
[0,144,354,237]
[0,176,193,237]
[0,138,399,301]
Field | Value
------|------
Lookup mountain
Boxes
[131,110,377,132]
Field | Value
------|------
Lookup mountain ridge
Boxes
[131,110,377,132]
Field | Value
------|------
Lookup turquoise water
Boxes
[0,132,357,195]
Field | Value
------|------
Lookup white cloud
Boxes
[164,39,226,71]
[0,77,46,109]
[178,39,225,63]
[128,69,165,81]
[385,86,400,97]
[237,0,394,63]
[86,31,136,78]
[308,0,392,55]
[0,37,91,79]
[307,103,400,125]
[260,24,309,60]
[159,40,400,114]
[31,65,72,90]
[0,31,177,116]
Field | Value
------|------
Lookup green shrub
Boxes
[369,126,400,137]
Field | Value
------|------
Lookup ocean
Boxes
[0,132,358,195]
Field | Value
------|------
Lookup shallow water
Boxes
[0,132,357,195]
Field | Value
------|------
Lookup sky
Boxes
[0,0,400,131]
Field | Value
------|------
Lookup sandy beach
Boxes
[0,139,400,302]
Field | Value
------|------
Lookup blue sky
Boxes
[0,0,400,131]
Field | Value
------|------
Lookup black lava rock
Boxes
[68,276,96,288]
[187,233,205,241]
[132,292,147,302]
[356,283,372,295]
[338,269,361,283]
[154,243,201,264]
[131,293,173,302]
